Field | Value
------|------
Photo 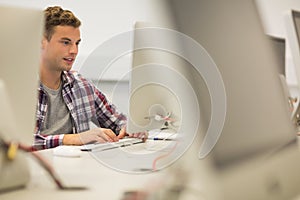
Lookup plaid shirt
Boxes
[34,71,127,150]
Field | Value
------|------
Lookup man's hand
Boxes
[117,127,127,139]
[117,127,148,142]
[63,128,119,145]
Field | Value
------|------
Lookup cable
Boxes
[151,140,179,171]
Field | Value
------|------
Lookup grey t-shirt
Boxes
[41,83,73,135]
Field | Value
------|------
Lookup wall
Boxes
[2,0,300,82]
[0,0,174,80]
[0,0,174,113]
[2,0,300,102]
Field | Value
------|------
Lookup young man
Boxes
[34,6,131,149]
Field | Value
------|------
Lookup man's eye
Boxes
[61,41,70,45]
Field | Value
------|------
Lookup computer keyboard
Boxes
[80,137,144,152]
[147,129,180,140]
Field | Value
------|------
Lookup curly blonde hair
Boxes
[44,6,81,41]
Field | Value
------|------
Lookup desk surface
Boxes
[2,139,300,200]
[0,141,174,200]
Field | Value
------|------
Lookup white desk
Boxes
[2,139,300,200]
[0,141,174,200]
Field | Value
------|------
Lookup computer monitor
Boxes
[0,5,43,192]
[129,0,300,199]
[284,10,300,86]
[128,22,199,134]
[284,9,300,128]
[127,21,206,172]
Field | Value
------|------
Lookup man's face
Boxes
[41,25,81,72]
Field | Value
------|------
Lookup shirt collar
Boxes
[61,71,75,88]
[39,71,75,91]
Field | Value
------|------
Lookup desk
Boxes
[0,141,175,200]
[1,139,300,200]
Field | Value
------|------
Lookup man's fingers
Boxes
[117,127,128,139]
[100,128,118,142]
[127,131,148,142]
[95,136,107,143]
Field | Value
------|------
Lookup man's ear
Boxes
[41,37,47,49]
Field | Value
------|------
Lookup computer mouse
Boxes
[53,145,82,158]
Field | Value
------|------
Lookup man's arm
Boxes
[33,133,64,150]
[92,85,127,135]
[34,128,120,150]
